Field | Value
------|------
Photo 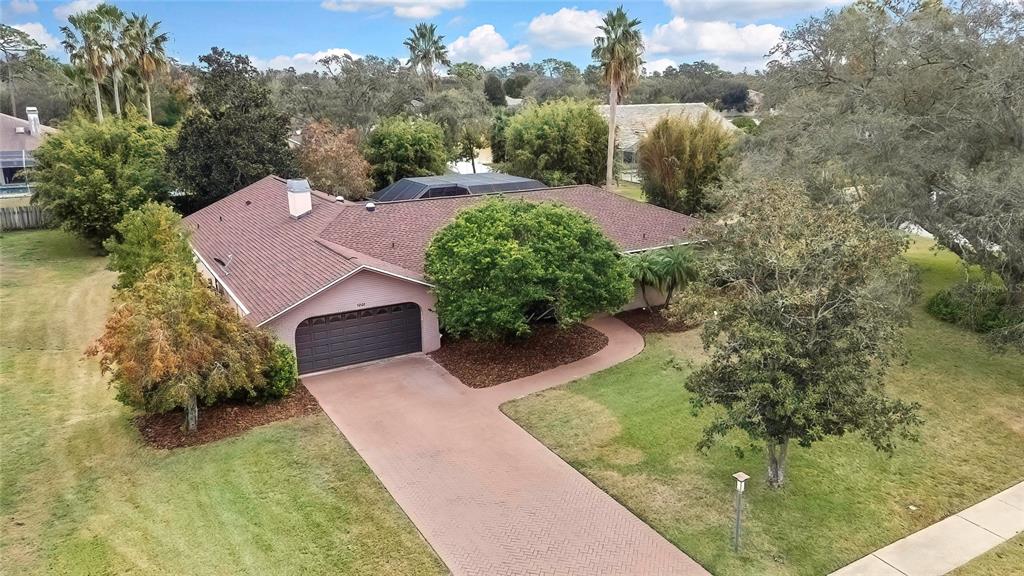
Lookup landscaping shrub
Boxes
[104,202,193,289]
[637,112,735,214]
[364,116,448,189]
[927,280,1019,333]
[425,198,632,340]
[501,99,608,186]
[259,342,299,400]
[29,113,175,248]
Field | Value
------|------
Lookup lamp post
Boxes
[732,471,749,552]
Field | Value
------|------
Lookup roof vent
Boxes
[286,179,312,218]
[365,202,376,213]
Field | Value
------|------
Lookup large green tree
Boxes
[30,114,174,247]
[593,6,644,188]
[756,0,1024,308]
[637,112,735,214]
[425,198,633,340]
[167,48,295,212]
[686,182,922,488]
[363,116,447,189]
[88,263,273,432]
[421,88,492,172]
[0,24,47,117]
[501,99,608,186]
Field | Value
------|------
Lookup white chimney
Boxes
[286,179,313,218]
[25,107,40,136]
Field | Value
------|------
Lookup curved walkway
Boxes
[304,316,708,576]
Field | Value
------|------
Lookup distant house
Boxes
[1,107,57,197]
[596,103,737,181]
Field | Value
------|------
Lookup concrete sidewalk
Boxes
[831,481,1024,576]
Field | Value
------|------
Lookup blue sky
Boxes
[4,1,849,74]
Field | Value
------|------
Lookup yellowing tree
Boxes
[88,264,273,432]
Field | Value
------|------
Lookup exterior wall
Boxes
[267,269,441,354]
[195,257,245,316]
[622,282,668,312]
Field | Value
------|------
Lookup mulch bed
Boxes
[135,384,322,449]
[615,307,691,335]
[428,323,608,388]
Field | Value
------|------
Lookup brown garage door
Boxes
[294,303,421,374]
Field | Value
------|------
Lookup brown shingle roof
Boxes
[319,186,700,276]
[185,176,699,326]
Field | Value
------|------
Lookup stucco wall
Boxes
[266,269,441,354]
[622,282,668,311]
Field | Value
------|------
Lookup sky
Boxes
[2,0,850,74]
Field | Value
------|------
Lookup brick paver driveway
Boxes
[304,317,709,576]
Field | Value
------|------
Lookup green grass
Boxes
[505,238,1024,576]
[0,230,445,576]
[613,181,644,201]
[949,534,1024,576]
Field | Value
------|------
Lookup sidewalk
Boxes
[831,481,1024,576]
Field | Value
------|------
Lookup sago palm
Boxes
[404,23,450,91]
[592,6,644,189]
[124,14,169,123]
[61,9,111,121]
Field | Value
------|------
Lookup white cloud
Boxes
[320,0,464,19]
[449,25,530,68]
[645,58,677,74]
[527,7,603,49]
[251,48,361,73]
[664,0,847,20]
[8,0,38,14]
[12,22,60,53]
[649,17,783,63]
[53,0,101,19]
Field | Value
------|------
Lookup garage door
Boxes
[294,302,422,374]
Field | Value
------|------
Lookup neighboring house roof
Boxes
[0,113,57,153]
[595,103,737,151]
[373,173,545,202]
[185,175,700,326]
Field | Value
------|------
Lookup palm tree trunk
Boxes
[605,82,617,189]
[112,72,122,117]
[145,81,153,124]
[8,71,16,117]
[93,79,104,122]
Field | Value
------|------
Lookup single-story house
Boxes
[185,175,699,375]
[1,107,57,197]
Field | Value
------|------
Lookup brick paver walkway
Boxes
[304,316,709,576]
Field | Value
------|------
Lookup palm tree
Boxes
[95,3,126,117]
[61,9,111,121]
[592,6,644,190]
[654,244,699,305]
[124,14,169,123]
[404,23,450,90]
[624,250,663,309]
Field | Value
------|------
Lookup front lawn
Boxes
[504,238,1024,575]
[950,534,1024,576]
[0,230,445,575]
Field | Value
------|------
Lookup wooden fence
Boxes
[0,206,51,231]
